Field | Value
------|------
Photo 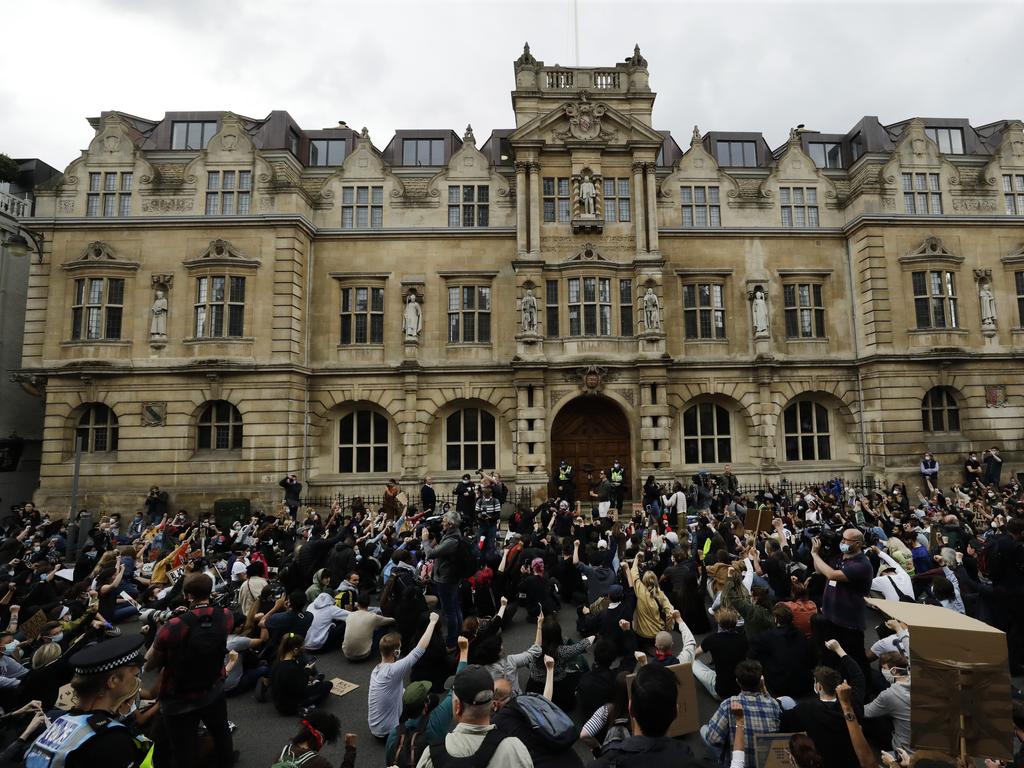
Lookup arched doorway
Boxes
[550,395,631,502]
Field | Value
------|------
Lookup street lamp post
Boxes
[2,228,44,261]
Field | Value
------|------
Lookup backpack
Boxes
[428,728,506,768]
[506,693,578,750]
[451,536,479,581]
[389,719,430,768]
[886,576,916,603]
[271,745,317,768]
[176,609,228,694]
[497,483,509,505]
[601,716,632,751]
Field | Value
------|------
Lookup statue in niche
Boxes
[521,288,538,334]
[578,172,596,216]
[979,279,997,329]
[640,287,662,332]
[402,291,422,340]
[150,290,168,338]
[750,286,769,338]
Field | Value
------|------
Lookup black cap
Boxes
[68,635,145,676]
[452,664,494,705]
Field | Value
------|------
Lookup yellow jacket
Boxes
[631,561,675,639]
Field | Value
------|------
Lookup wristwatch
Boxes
[844,712,856,721]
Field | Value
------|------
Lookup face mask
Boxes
[49,633,64,644]
[3,640,17,655]
[882,667,898,685]
[839,543,851,554]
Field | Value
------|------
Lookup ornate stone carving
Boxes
[578,171,597,216]
[141,402,167,427]
[78,242,117,261]
[569,242,607,262]
[59,199,75,213]
[520,288,539,334]
[141,198,194,213]
[951,197,998,212]
[402,289,422,341]
[985,385,1007,408]
[514,42,538,70]
[974,268,997,332]
[564,365,614,394]
[640,286,662,333]
[554,92,613,142]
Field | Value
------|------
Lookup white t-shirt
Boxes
[870,629,910,659]
[231,558,248,583]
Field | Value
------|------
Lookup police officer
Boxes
[608,459,626,512]
[556,459,576,507]
[24,635,149,768]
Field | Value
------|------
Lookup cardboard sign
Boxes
[119,590,142,611]
[18,609,48,641]
[627,662,699,737]
[755,733,803,768]
[631,502,643,516]
[744,507,774,533]
[867,598,1012,760]
[329,677,359,698]
[55,568,75,581]
[54,683,76,711]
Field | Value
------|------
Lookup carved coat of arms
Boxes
[985,385,1007,408]
[558,93,611,141]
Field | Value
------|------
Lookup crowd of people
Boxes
[0,455,1022,768]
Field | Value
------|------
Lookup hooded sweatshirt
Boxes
[305,592,350,651]
[305,568,332,603]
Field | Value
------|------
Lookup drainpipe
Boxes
[302,236,314,488]
[844,235,869,487]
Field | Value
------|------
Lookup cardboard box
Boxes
[867,598,1011,760]
[627,662,699,737]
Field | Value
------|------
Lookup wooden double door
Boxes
[550,395,632,501]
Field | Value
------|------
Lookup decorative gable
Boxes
[898,236,963,266]
[183,238,261,269]
[567,242,608,262]
[62,241,140,273]
[508,96,664,148]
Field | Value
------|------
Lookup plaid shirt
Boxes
[705,691,781,766]
[151,605,233,702]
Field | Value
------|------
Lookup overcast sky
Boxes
[3,0,1020,171]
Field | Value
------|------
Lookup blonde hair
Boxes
[32,642,61,668]
[641,569,660,592]
[886,537,911,557]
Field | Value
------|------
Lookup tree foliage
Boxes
[0,154,19,184]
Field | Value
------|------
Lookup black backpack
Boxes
[389,718,430,768]
[429,729,506,768]
[176,609,228,694]
[506,693,578,750]
[451,536,479,581]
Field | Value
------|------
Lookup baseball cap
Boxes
[452,664,494,705]
[597,539,608,550]
[403,680,432,710]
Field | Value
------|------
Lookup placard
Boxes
[54,683,76,711]
[627,662,699,737]
[18,609,48,641]
[329,677,359,698]
[744,507,773,533]
[755,732,803,768]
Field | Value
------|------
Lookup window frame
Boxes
[545,279,560,338]
[783,400,832,462]
[808,142,843,169]
[341,185,384,229]
[715,140,757,167]
[1016,271,1024,328]
[783,282,826,339]
[902,173,942,214]
[1004,174,1024,215]
[87,171,132,218]
[309,139,346,166]
[682,281,727,340]
[921,387,961,434]
[171,121,217,151]
[446,283,493,344]
[196,400,244,452]
[338,409,390,474]
[602,177,632,223]
[911,269,959,330]
[75,404,119,454]
[682,402,732,465]
[402,138,445,166]
[566,275,614,337]
[339,284,385,346]
[70,276,125,341]
[924,127,965,155]
[445,407,497,472]
[680,185,721,228]
[193,274,247,339]
[205,170,252,216]
[779,186,819,228]
[447,185,490,228]
[542,177,571,223]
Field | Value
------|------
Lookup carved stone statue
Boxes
[980,280,997,328]
[578,173,596,217]
[402,292,422,340]
[521,289,538,334]
[751,287,769,338]
[150,290,168,337]
[640,287,662,332]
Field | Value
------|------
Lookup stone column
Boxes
[528,162,542,256]
[632,161,647,256]
[644,163,660,255]
[515,378,548,505]
[515,161,529,256]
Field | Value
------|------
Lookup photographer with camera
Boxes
[810,527,872,671]
[145,485,169,525]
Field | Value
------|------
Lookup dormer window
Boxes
[925,127,964,155]
[402,139,444,166]
[809,143,842,169]
[171,121,217,150]
[310,139,346,166]
[716,140,756,167]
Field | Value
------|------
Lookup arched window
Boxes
[339,410,389,473]
[76,404,118,453]
[197,401,243,451]
[921,387,960,433]
[783,401,831,461]
[446,408,496,471]
[682,403,731,464]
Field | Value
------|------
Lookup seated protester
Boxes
[702,660,781,766]
[334,572,361,612]
[581,671,631,754]
[267,632,331,716]
[705,550,734,597]
[274,708,356,768]
[640,610,695,667]
[304,592,350,653]
[15,642,66,711]
[761,538,793,600]
[628,556,677,652]
[341,591,395,662]
[367,613,439,739]
[416,664,532,768]
[924,574,965,614]
[463,599,508,664]
[223,612,268,698]
[477,613,542,695]
[385,636,470,763]
[867,619,910,662]
[260,590,313,650]
[580,584,636,665]
[778,577,818,640]
[577,638,618,720]
[721,569,774,641]
[749,604,813,700]
[780,639,865,768]
[526,616,594,712]
[0,631,29,708]
[237,563,268,618]
[520,558,559,619]
[692,607,748,701]
[304,569,334,604]
[864,651,912,753]
[590,663,702,768]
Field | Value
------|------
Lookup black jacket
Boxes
[325,542,357,585]
[428,531,462,584]
[279,478,302,504]
[420,484,437,512]
[748,624,812,698]
[589,735,707,768]
[780,655,865,768]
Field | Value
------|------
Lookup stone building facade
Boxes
[17,45,1024,514]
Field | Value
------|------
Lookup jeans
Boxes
[435,581,463,646]
[161,693,234,768]
[692,658,718,699]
